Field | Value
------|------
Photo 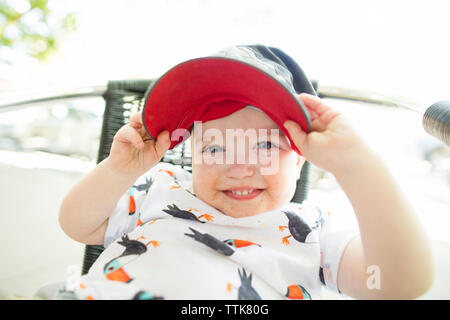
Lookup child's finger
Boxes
[310,109,341,132]
[283,120,308,152]
[152,130,171,159]
[130,112,155,140]
[299,93,332,116]
[299,94,341,131]
[115,125,145,149]
[129,112,143,129]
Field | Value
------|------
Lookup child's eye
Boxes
[257,141,277,149]
[202,145,224,153]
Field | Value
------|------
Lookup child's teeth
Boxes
[232,189,253,195]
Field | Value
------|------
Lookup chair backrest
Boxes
[81,79,312,275]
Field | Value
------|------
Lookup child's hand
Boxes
[107,112,171,178]
[284,93,369,173]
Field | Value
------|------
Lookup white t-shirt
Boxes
[73,162,359,300]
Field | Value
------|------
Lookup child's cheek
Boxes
[193,164,218,189]
[258,149,285,176]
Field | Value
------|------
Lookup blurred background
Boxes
[0,0,449,299]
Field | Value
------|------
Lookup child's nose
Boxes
[226,164,256,179]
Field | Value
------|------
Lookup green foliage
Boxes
[0,0,77,61]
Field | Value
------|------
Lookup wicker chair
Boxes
[81,79,313,275]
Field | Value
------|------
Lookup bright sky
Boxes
[2,0,450,109]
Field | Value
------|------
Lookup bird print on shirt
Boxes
[279,210,313,245]
[134,176,154,194]
[184,227,261,256]
[237,268,261,300]
[132,290,164,300]
[162,204,214,223]
[103,235,159,283]
[128,187,136,216]
[285,284,311,300]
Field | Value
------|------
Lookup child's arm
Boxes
[284,93,435,299]
[59,112,171,245]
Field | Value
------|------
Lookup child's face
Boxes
[191,107,304,218]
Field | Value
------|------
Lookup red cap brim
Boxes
[142,57,311,155]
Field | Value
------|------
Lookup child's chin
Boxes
[221,207,266,218]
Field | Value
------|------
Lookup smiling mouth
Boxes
[222,188,264,200]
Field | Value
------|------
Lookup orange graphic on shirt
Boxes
[103,235,158,283]
[285,284,311,300]
[162,204,214,223]
[188,208,214,222]
[223,239,261,248]
[137,218,157,228]
[158,169,174,177]
[129,195,136,215]
[138,236,160,248]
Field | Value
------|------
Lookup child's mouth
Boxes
[223,188,264,200]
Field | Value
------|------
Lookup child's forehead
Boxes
[194,127,285,140]
[191,105,289,143]
[205,106,277,128]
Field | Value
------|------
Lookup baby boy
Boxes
[57,46,434,300]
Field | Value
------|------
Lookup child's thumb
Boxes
[283,120,308,152]
[154,130,171,156]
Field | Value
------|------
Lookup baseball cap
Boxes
[142,45,315,155]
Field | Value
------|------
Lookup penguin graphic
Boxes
[134,176,154,194]
[162,204,214,223]
[103,235,158,283]
[184,227,261,256]
[279,210,314,245]
[184,227,234,256]
[129,177,155,216]
[132,290,164,300]
[319,267,326,285]
[237,268,262,300]
[285,284,311,300]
